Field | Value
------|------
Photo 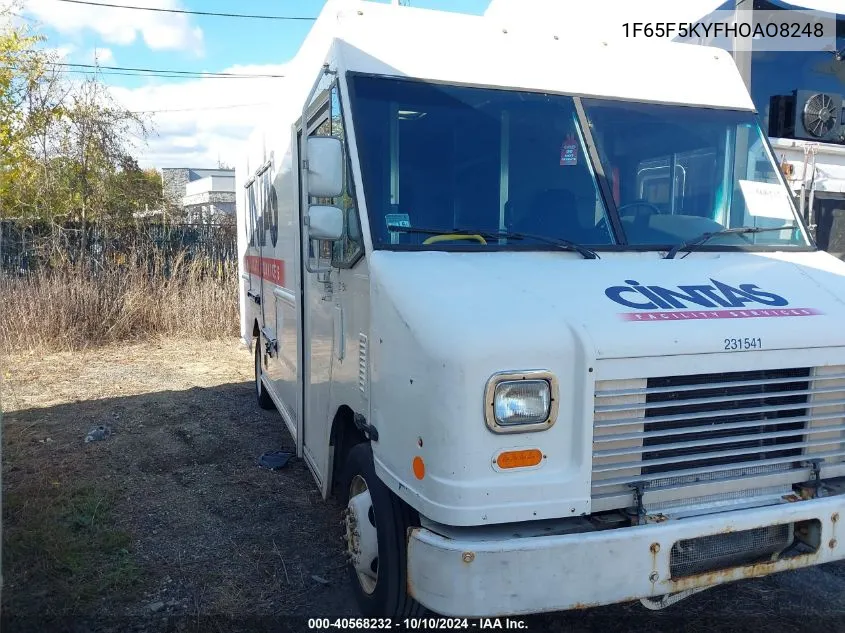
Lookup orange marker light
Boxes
[412,456,425,480]
[496,449,543,470]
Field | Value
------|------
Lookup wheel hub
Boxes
[345,475,379,594]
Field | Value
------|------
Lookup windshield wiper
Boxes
[503,230,600,259]
[663,226,798,260]
[385,225,600,259]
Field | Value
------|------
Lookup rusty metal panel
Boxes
[406,493,845,617]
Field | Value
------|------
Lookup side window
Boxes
[306,100,332,261]
[248,177,266,248]
[328,84,364,268]
[247,185,257,247]
[305,84,364,268]
[245,188,253,246]
[267,168,279,248]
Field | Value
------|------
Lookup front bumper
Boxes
[406,494,845,617]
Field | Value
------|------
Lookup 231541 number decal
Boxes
[724,337,762,350]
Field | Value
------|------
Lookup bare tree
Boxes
[61,77,149,261]
[2,5,160,268]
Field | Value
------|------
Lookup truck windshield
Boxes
[579,98,809,249]
[349,74,810,251]
[349,75,615,249]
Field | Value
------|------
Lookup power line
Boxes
[7,11,40,22]
[52,0,317,20]
[61,69,280,80]
[53,62,285,78]
[51,62,285,79]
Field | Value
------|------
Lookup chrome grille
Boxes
[640,368,810,474]
[591,366,845,513]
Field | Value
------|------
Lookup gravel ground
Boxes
[2,338,844,632]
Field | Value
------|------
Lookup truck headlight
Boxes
[484,371,559,433]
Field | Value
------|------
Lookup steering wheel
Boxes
[422,234,487,245]
[617,200,664,220]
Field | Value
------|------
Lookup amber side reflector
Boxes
[412,456,425,480]
[496,449,543,470]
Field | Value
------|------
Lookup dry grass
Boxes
[0,251,238,352]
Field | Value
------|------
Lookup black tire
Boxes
[254,337,275,410]
[340,442,426,618]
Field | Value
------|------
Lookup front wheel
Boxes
[254,337,275,410]
[341,443,426,618]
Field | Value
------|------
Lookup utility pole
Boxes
[732,0,755,229]
[733,0,754,93]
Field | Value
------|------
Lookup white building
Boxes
[161,167,236,223]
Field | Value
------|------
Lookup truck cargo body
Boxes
[236,0,845,617]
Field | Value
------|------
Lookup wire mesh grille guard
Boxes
[670,524,793,578]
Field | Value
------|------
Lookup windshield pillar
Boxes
[731,124,752,228]
[389,100,400,245]
[720,127,734,226]
[498,111,510,244]
[572,97,626,243]
[669,153,677,214]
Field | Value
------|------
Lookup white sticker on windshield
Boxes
[738,180,796,221]
[385,213,410,229]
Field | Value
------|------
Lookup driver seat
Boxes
[512,188,607,244]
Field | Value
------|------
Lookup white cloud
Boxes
[89,47,114,64]
[45,43,77,60]
[23,0,204,55]
[108,64,288,169]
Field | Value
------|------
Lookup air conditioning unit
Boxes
[794,90,844,142]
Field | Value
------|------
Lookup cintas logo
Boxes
[606,279,823,322]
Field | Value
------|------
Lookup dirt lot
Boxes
[2,338,844,632]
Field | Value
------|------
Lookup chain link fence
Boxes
[0,221,238,277]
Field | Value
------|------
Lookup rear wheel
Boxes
[341,443,425,618]
[254,337,275,410]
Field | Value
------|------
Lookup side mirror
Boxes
[307,136,343,198]
[306,205,344,241]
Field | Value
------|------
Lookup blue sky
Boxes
[16,0,491,167]
[20,0,839,167]
[27,1,491,89]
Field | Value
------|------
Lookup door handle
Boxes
[247,290,261,305]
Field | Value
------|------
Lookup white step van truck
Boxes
[237,0,845,619]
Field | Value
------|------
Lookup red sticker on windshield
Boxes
[561,134,578,166]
